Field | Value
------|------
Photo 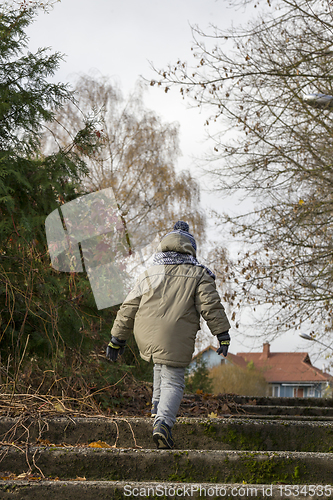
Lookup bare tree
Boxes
[43,75,206,249]
[151,0,333,342]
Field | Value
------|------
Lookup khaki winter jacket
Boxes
[110,232,231,367]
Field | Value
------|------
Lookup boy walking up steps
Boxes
[107,221,231,449]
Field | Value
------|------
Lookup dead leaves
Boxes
[87,440,112,449]
[0,472,45,481]
[207,412,218,418]
[179,393,244,418]
[0,471,87,482]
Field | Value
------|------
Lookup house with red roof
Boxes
[190,342,331,397]
[232,342,331,398]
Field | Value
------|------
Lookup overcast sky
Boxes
[26,0,240,176]
[24,0,329,369]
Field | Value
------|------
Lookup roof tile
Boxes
[234,348,330,383]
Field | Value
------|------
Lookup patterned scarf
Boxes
[152,251,216,280]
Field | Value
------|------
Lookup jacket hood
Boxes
[157,232,196,257]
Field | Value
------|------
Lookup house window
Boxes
[305,386,314,397]
[272,385,279,397]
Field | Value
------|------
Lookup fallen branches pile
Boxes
[0,393,99,419]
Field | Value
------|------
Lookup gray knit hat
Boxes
[167,221,197,251]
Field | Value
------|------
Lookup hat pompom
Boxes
[174,221,189,233]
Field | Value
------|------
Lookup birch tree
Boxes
[44,75,206,249]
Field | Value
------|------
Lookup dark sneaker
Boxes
[153,421,174,449]
[151,401,158,418]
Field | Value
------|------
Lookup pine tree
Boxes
[0,6,97,390]
[185,356,213,394]
[0,7,156,408]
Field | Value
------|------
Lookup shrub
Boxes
[210,361,269,396]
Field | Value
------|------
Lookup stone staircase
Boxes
[1,396,333,498]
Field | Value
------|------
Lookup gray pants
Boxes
[152,363,186,428]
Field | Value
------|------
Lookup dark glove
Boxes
[216,331,230,357]
[106,336,126,362]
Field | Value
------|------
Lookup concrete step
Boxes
[1,397,333,497]
[228,414,333,421]
[1,416,333,452]
[1,480,332,499]
[1,447,333,484]
[231,404,333,417]
[180,395,333,417]
[220,396,333,408]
